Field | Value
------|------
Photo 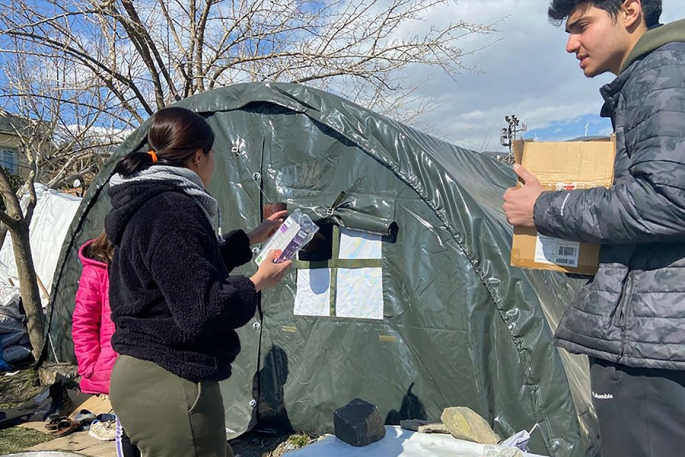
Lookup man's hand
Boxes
[503,164,544,228]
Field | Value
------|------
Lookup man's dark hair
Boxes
[548,0,662,29]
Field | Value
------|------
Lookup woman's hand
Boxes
[250,250,292,292]
[247,210,288,245]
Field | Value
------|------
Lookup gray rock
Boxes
[400,419,450,434]
[441,406,500,444]
[334,398,386,446]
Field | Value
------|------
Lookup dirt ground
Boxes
[0,367,313,456]
[231,432,313,457]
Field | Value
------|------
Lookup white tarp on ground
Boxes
[287,426,548,457]
[0,184,81,307]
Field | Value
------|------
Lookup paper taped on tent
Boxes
[46,82,599,457]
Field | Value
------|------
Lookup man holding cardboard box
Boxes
[503,1,685,456]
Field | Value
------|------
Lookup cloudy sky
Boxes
[411,0,685,152]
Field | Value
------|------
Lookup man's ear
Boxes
[622,0,643,29]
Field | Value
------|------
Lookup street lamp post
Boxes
[499,115,525,164]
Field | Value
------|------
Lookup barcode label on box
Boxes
[558,246,577,257]
[534,235,580,268]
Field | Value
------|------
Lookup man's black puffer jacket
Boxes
[533,19,685,369]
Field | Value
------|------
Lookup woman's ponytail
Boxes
[113,151,158,177]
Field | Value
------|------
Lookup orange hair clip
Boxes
[147,150,158,163]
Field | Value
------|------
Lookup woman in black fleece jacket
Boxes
[105,107,291,457]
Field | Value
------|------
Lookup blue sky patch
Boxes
[523,113,612,142]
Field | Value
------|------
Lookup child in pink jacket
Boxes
[72,232,139,456]
[72,233,116,395]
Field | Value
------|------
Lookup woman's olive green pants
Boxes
[110,355,234,457]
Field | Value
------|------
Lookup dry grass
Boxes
[229,431,315,457]
[0,426,54,455]
[0,368,56,454]
[0,369,43,409]
[229,432,289,457]
[0,369,316,456]
[287,433,313,449]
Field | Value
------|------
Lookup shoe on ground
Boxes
[88,419,116,441]
[51,417,81,437]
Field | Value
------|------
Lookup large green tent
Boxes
[47,82,598,457]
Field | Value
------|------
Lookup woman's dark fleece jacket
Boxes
[105,179,257,382]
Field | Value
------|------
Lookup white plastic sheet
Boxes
[287,426,549,457]
[0,184,81,307]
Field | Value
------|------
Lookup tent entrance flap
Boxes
[301,191,398,238]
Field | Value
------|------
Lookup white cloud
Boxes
[405,0,685,151]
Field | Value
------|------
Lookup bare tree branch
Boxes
[0,0,499,362]
[0,0,497,124]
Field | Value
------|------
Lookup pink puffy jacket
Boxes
[71,240,117,395]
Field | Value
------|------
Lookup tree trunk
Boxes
[11,222,45,362]
[0,221,7,250]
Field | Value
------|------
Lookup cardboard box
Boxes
[510,136,615,275]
